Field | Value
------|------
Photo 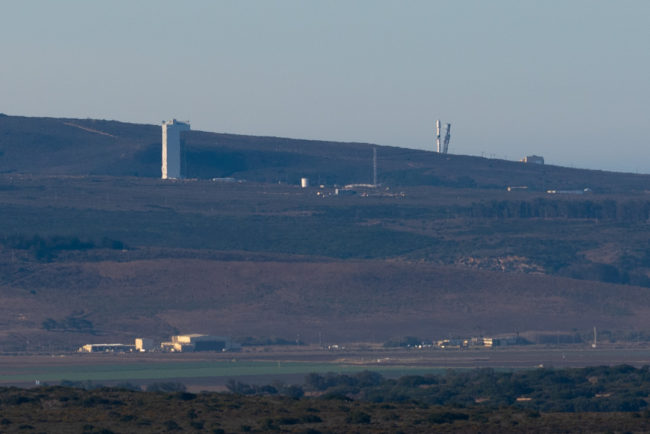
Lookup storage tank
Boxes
[301,177,309,188]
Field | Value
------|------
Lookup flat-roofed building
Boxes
[160,334,240,352]
[135,338,155,352]
[520,155,544,164]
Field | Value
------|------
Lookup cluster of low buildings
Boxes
[546,188,592,195]
[431,335,525,350]
[435,337,496,349]
[78,334,241,353]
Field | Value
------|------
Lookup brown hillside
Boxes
[2,255,650,351]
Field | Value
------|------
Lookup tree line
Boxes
[0,234,125,261]
[460,198,650,222]
[231,365,650,413]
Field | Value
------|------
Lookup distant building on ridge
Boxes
[161,119,190,179]
[520,155,544,165]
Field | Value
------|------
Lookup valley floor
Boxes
[2,344,650,390]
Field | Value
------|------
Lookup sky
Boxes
[1,1,649,173]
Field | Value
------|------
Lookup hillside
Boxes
[3,253,650,352]
[1,114,650,351]
[1,113,650,192]
[1,177,650,350]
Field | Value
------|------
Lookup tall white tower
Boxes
[161,119,190,179]
[435,119,452,154]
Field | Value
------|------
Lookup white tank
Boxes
[301,177,309,188]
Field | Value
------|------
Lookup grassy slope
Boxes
[1,177,649,349]
[5,257,650,347]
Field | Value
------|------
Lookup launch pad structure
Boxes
[161,119,190,179]
[435,120,451,154]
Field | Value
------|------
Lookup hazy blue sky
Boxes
[1,1,649,173]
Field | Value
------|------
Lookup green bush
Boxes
[428,411,469,424]
[145,382,186,393]
[346,411,371,424]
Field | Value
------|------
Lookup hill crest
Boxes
[1,114,649,192]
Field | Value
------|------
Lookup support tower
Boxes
[435,119,452,154]
[162,119,190,179]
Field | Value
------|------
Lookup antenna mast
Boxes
[372,147,377,186]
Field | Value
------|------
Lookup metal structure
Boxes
[435,119,452,154]
[443,123,451,154]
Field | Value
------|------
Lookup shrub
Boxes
[301,414,322,423]
[163,420,181,431]
[190,421,204,430]
[146,382,186,393]
[276,417,300,425]
[346,411,371,424]
[176,392,197,401]
[428,411,469,424]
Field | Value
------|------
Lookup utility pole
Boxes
[372,147,377,186]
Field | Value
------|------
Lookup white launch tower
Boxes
[161,119,190,179]
[435,119,452,154]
